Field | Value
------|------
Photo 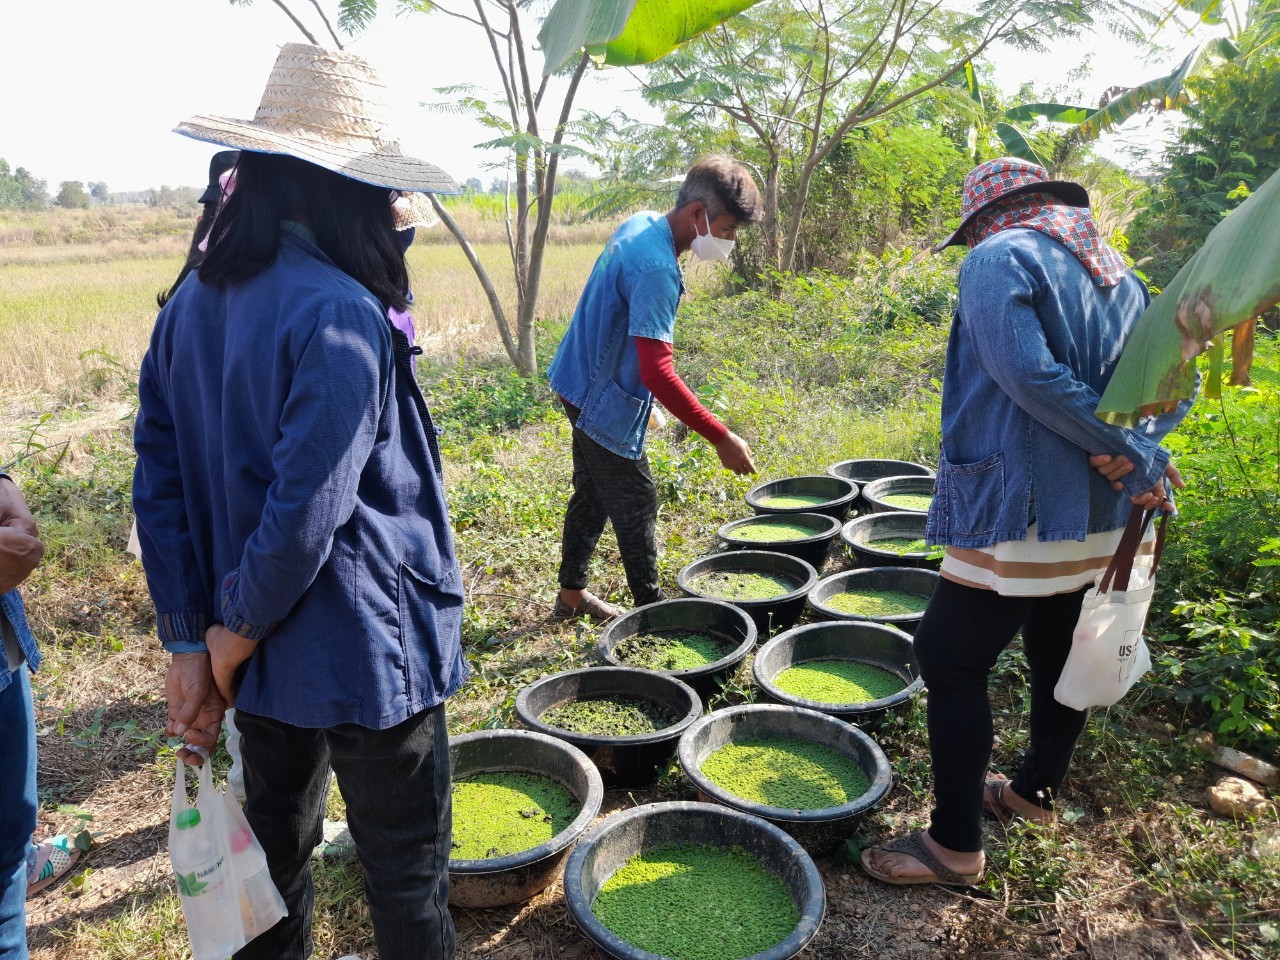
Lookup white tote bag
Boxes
[1054,507,1168,710]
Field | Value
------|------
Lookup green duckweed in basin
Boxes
[693,570,798,601]
[728,520,820,542]
[614,630,735,671]
[758,493,831,509]
[880,492,934,510]
[700,737,870,809]
[774,659,907,704]
[824,589,928,617]
[450,772,579,860]
[542,696,677,736]
[868,535,929,554]
[592,843,799,960]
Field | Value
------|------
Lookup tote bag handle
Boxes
[1098,505,1170,595]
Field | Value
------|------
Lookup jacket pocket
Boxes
[943,452,1005,539]
[397,561,464,701]
[582,378,650,454]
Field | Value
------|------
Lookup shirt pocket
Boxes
[943,452,1005,539]
[583,378,649,453]
[397,561,464,699]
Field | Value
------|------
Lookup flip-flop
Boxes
[860,830,984,887]
[26,835,81,898]
[984,773,1053,826]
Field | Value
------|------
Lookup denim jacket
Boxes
[0,590,39,692]
[928,230,1192,548]
[547,212,684,459]
[133,227,467,730]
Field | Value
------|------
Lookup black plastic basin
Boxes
[717,512,842,569]
[825,458,935,485]
[597,598,756,701]
[754,620,924,723]
[677,550,819,637]
[807,566,939,634]
[745,475,858,522]
[860,475,937,515]
[677,704,892,853]
[448,729,605,908]
[563,801,825,960]
[840,511,941,570]
[514,667,702,787]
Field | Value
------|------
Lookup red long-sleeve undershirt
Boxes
[634,336,728,444]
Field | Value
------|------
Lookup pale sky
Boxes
[0,0,1209,195]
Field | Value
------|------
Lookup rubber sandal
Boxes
[26,835,81,898]
[860,830,984,887]
[984,773,1053,826]
[551,591,622,623]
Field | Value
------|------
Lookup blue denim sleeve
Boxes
[959,252,1171,498]
[219,299,392,640]
[626,260,681,343]
[134,336,214,654]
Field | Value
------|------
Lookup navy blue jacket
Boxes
[133,225,467,729]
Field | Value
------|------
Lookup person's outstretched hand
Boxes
[207,624,259,709]
[165,652,225,765]
[715,432,757,475]
[0,477,44,593]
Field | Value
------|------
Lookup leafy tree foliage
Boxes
[0,158,48,209]
[54,180,90,210]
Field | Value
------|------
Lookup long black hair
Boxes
[199,151,409,312]
[156,199,221,308]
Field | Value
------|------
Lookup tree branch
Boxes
[270,0,319,44]
[306,0,343,47]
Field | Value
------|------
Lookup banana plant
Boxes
[1003,37,1239,149]
[539,0,764,75]
[1095,167,1280,426]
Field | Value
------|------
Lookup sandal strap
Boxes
[876,831,968,885]
[986,777,1018,824]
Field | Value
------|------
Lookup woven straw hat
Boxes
[175,43,458,194]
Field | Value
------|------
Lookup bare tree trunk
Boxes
[516,54,591,377]
[762,158,781,268]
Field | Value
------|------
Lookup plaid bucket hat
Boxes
[932,158,1090,253]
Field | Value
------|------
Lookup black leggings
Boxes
[557,402,664,606]
[914,577,1090,852]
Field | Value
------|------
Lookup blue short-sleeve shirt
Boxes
[547,212,683,458]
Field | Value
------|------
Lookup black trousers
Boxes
[233,704,454,960]
[558,402,664,606]
[914,577,1090,852]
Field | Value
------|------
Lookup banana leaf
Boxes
[995,122,1049,167]
[540,0,763,75]
[1096,167,1280,426]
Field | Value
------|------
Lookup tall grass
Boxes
[0,241,604,397]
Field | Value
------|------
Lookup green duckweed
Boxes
[592,843,799,960]
[450,772,579,859]
[774,659,907,704]
[700,737,870,809]
[757,493,830,509]
[542,696,677,736]
[868,535,929,554]
[727,520,820,542]
[693,570,798,601]
[613,630,735,671]
[824,588,928,617]
[880,492,934,510]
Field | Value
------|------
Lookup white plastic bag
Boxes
[169,752,286,960]
[1054,507,1167,711]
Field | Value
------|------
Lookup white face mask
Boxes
[690,209,735,261]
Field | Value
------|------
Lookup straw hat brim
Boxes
[176,116,461,195]
[931,180,1090,253]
